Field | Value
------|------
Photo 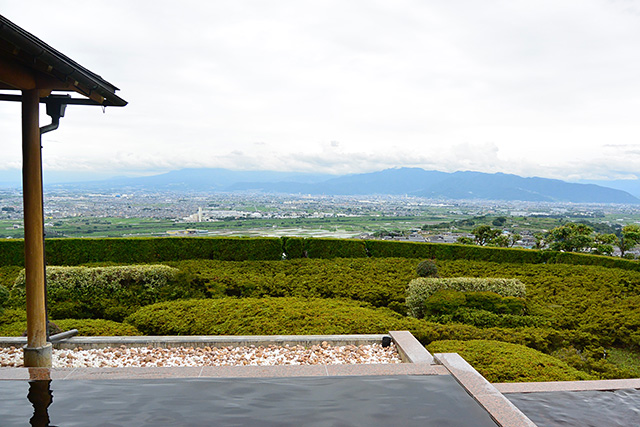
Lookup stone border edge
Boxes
[435,353,536,427]
[0,334,388,350]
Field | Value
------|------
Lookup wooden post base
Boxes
[23,343,52,368]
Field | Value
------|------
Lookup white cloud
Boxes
[2,0,640,181]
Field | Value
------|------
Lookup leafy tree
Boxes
[592,233,617,256]
[547,223,594,252]
[487,232,521,248]
[491,235,510,248]
[492,217,507,227]
[472,225,502,246]
[456,236,475,245]
[618,225,640,257]
[534,233,546,250]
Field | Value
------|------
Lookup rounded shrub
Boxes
[416,259,438,278]
[423,289,466,316]
[406,277,526,318]
[125,297,424,336]
[428,339,593,383]
[464,291,526,315]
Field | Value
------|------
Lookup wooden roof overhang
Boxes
[0,14,126,105]
[0,14,127,368]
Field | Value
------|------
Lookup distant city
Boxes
[2,187,639,256]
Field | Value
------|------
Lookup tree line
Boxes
[457,223,640,257]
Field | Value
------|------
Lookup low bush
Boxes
[0,307,26,325]
[605,348,640,378]
[423,289,467,316]
[171,258,418,308]
[429,308,550,329]
[0,266,22,290]
[438,259,640,350]
[53,319,141,336]
[465,292,525,315]
[0,321,26,337]
[406,277,526,318]
[125,297,426,336]
[11,265,205,321]
[427,339,593,382]
[0,285,8,311]
[551,346,629,379]
[416,259,438,277]
[0,319,141,337]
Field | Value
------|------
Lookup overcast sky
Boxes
[2,0,640,182]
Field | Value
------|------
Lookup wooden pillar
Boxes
[21,89,52,367]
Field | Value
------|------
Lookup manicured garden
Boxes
[1,237,640,382]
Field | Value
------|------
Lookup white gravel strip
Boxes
[0,342,400,368]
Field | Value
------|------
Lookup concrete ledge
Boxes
[0,363,449,381]
[0,334,388,350]
[435,353,536,427]
[389,330,434,364]
[495,378,640,394]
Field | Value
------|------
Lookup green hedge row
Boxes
[365,240,640,271]
[0,237,284,266]
[2,236,639,271]
[10,265,207,321]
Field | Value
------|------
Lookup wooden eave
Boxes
[0,14,126,106]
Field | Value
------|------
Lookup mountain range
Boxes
[44,167,640,204]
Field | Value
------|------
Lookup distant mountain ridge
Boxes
[47,167,640,204]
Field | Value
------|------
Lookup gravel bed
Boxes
[0,342,401,368]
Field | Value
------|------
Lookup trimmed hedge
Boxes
[0,240,23,266]
[125,297,425,336]
[427,339,593,382]
[53,319,141,336]
[423,290,527,317]
[0,319,141,337]
[282,237,305,259]
[365,240,545,263]
[406,277,526,318]
[365,240,640,272]
[11,265,202,321]
[171,258,417,308]
[0,237,283,266]
[439,259,640,350]
[2,237,640,272]
[304,238,367,259]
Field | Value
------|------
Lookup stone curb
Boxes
[388,330,435,364]
[435,353,536,427]
[494,378,640,394]
[0,334,388,350]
